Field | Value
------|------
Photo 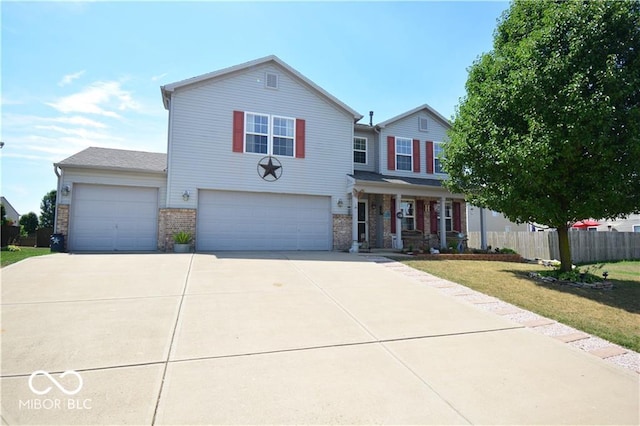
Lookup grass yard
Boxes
[403,259,640,352]
[0,247,52,268]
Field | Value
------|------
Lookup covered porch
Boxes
[347,171,466,252]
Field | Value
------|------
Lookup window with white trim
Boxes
[633,225,640,233]
[245,113,294,157]
[434,141,446,173]
[437,201,454,232]
[353,137,367,164]
[400,200,415,231]
[396,137,413,171]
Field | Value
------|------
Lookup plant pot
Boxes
[173,243,190,253]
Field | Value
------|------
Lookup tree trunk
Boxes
[557,225,572,272]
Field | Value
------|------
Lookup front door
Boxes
[358,201,368,243]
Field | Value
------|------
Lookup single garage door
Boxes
[197,190,331,251]
[69,184,159,251]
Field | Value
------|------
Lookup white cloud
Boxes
[151,72,168,82]
[58,70,85,87]
[46,81,141,118]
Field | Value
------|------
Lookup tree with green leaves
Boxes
[19,212,39,234]
[1,204,6,226]
[40,190,56,229]
[444,0,640,271]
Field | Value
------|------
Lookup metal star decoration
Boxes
[257,156,282,181]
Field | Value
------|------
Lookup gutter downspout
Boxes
[53,165,61,234]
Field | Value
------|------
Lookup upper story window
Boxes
[353,137,367,164]
[434,141,446,173]
[396,137,413,171]
[245,112,294,157]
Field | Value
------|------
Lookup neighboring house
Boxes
[466,206,530,233]
[595,214,640,233]
[53,55,465,252]
[0,196,20,224]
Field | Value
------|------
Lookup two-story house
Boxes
[53,55,466,252]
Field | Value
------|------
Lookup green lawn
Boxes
[402,259,640,352]
[0,247,52,268]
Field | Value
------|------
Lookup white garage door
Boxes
[197,190,331,251]
[69,184,159,251]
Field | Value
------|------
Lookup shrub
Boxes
[173,232,192,244]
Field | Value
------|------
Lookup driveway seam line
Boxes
[1,326,524,379]
[151,252,195,425]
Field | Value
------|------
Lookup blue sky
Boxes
[1,1,509,216]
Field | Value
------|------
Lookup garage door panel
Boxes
[197,191,331,251]
[70,184,158,251]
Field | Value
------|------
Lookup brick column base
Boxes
[158,209,197,251]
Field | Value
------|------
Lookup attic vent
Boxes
[419,117,428,132]
[265,72,278,89]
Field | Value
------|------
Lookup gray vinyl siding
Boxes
[166,63,354,214]
[379,110,450,178]
[353,129,378,173]
[59,168,167,208]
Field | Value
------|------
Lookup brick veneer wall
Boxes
[55,204,69,250]
[158,208,196,251]
[333,214,352,251]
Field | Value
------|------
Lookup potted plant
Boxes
[173,231,192,253]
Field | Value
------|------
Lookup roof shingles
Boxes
[56,147,167,173]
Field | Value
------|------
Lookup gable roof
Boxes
[0,196,20,219]
[55,147,167,174]
[376,104,451,129]
[160,55,363,121]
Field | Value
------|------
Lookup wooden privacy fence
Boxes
[468,231,640,263]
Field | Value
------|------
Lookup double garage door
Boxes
[197,190,331,251]
[69,184,158,251]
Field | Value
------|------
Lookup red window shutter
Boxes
[429,201,438,234]
[426,141,434,174]
[387,136,395,171]
[391,198,396,233]
[416,200,424,231]
[413,139,421,173]
[232,111,244,153]
[295,118,306,158]
[453,202,462,232]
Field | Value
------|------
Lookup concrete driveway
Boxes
[1,252,638,425]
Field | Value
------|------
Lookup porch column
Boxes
[479,207,488,250]
[349,192,359,253]
[395,192,403,250]
[440,196,447,249]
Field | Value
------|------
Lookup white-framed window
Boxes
[272,116,294,156]
[396,137,413,171]
[434,141,446,174]
[353,137,367,164]
[245,112,295,157]
[633,225,640,233]
[419,116,428,132]
[400,200,415,231]
[437,201,454,232]
[587,227,598,232]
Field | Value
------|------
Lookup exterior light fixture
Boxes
[337,198,343,208]
[182,190,190,201]
[61,184,71,196]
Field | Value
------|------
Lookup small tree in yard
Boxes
[19,212,39,234]
[40,190,56,229]
[445,0,640,271]
[1,204,6,225]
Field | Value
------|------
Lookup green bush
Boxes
[173,232,192,244]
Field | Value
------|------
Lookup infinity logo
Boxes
[28,370,83,396]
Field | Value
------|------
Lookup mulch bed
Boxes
[408,253,524,262]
